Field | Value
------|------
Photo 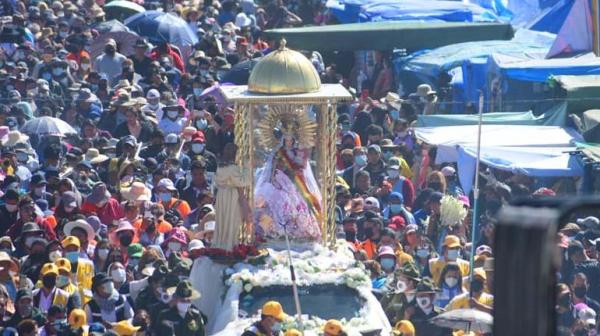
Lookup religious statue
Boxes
[254,106,322,241]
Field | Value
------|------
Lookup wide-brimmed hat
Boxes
[2,130,29,147]
[21,222,43,235]
[394,261,421,281]
[120,181,151,202]
[87,182,111,205]
[380,92,403,110]
[77,88,97,103]
[416,84,436,97]
[115,220,136,235]
[84,148,109,165]
[0,251,18,273]
[416,277,438,294]
[64,220,95,241]
[167,279,201,300]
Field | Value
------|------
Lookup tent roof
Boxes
[263,21,514,51]
[490,53,600,82]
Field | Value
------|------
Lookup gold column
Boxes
[318,103,328,245]
[326,102,338,247]
[235,103,254,244]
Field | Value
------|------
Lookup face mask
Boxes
[354,155,367,166]
[387,169,399,179]
[25,236,37,248]
[102,281,114,294]
[383,152,392,161]
[445,277,458,288]
[396,280,407,293]
[177,302,191,314]
[405,293,415,303]
[168,241,182,251]
[364,227,374,239]
[160,192,172,202]
[195,118,208,130]
[59,31,68,38]
[81,63,90,71]
[42,72,52,81]
[34,186,46,197]
[574,286,587,299]
[193,88,203,96]
[344,230,356,242]
[111,268,126,283]
[96,249,109,260]
[129,258,139,267]
[417,297,431,310]
[390,110,400,120]
[56,275,70,287]
[119,234,133,247]
[470,279,484,293]
[191,143,205,153]
[159,288,172,303]
[49,250,62,262]
[64,205,75,213]
[199,69,209,76]
[42,275,57,288]
[447,249,460,261]
[380,258,396,271]
[66,251,79,264]
[416,249,429,258]
[5,204,17,212]
[167,110,179,119]
[52,68,64,76]
[390,204,403,214]
[396,131,408,138]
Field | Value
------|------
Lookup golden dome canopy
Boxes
[248,40,321,94]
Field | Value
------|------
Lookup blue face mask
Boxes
[159,192,172,202]
[380,258,396,271]
[390,204,403,213]
[390,110,400,120]
[195,118,208,130]
[416,249,429,258]
[383,152,392,161]
[66,251,79,264]
[354,155,367,166]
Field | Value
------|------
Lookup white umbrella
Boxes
[20,116,78,136]
[430,309,493,333]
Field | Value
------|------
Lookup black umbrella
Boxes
[221,57,261,85]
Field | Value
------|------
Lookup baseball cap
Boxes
[262,301,287,321]
[165,133,178,144]
[441,166,456,177]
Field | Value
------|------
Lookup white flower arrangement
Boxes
[440,194,468,227]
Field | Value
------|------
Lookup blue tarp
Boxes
[326,0,501,24]
[416,102,569,127]
[489,52,600,82]
[528,0,579,33]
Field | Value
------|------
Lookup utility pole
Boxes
[593,0,600,55]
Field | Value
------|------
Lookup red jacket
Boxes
[149,44,185,73]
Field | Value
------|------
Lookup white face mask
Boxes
[405,292,415,302]
[111,268,126,283]
[417,296,431,310]
[177,302,191,314]
[445,277,458,288]
[167,110,179,119]
[387,169,399,179]
[191,143,205,153]
[81,63,90,71]
[396,280,407,293]
[34,186,46,197]
[5,204,17,212]
[102,281,115,294]
[168,242,182,252]
[447,249,460,261]
[49,250,62,262]
[97,248,109,260]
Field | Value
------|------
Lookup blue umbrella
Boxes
[124,10,198,48]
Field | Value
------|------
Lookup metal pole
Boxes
[469,91,484,286]
[284,224,304,331]
[593,0,600,56]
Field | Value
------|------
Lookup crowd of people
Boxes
[0,0,595,334]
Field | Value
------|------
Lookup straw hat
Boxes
[84,148,109,165]
[2,130,29,147]
[120,181,151,202]
[0,251,18,273]
[64,219,95,241]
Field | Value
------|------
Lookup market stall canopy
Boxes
[551,75,600,116]
[457,145,583,194]
[325,0,502,24]
[415,124,582,163]
[263,21,514,52]
[416,102,569,127]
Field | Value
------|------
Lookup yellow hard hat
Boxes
[393,320,415,336]
[262,301,287,321]
[68,309,87,329]
[61,236,80,248]
[40,263,59,277]
[55,258,72,273]
[112,320,141,336]
[284,329,302,336]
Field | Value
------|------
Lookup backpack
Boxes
[164,200,183,225]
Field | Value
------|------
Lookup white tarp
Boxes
[457,145,583,194]
[414,124,583,163]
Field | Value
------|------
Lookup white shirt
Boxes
[34,287,55,312]
[158,117,187,135]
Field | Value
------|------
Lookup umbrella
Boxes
[430,309,493,333]
[104,0,146,21]
[221,58,261,85]
[198,84,227,105]
[90,20,140,58]
[124,10,198,48]
[20,117,78,136]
